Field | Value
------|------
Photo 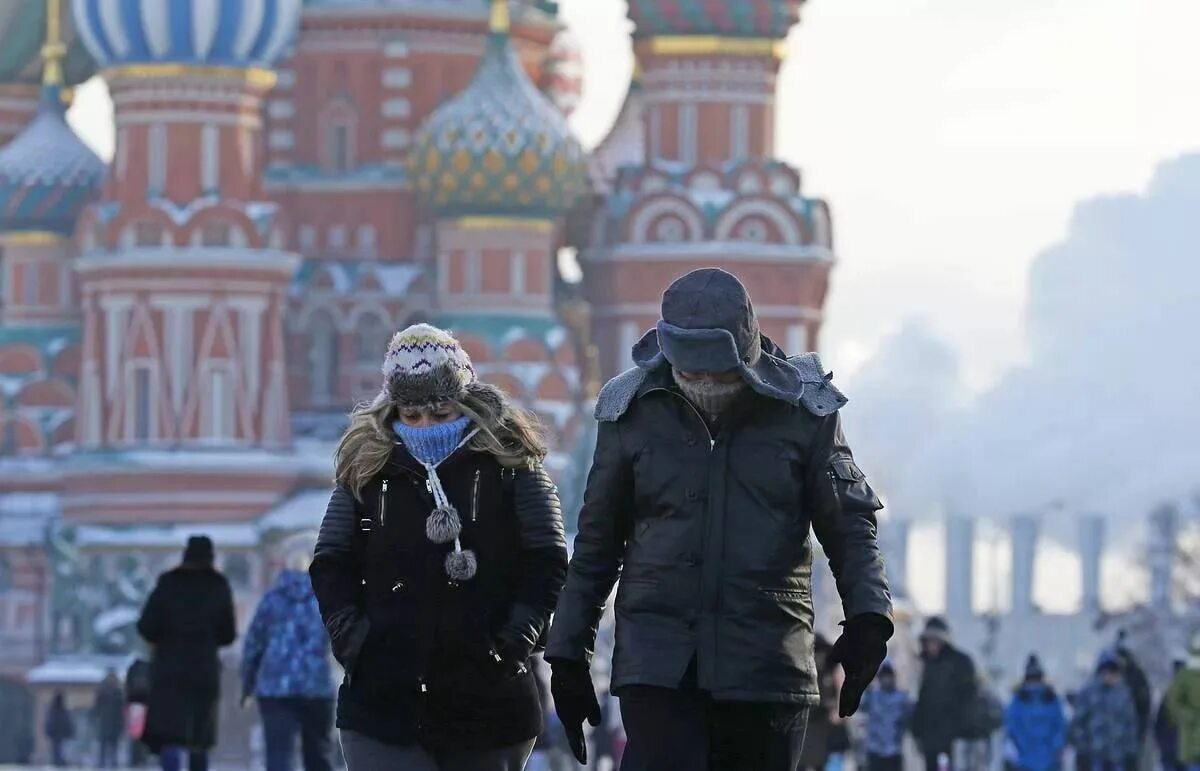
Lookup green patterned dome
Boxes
[0,1,95,88]
[410,5,587,218]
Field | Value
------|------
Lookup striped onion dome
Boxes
[0,2,95,87]
[71,0,302,70]
[0,86,105,237]
[410,5,587,217]
[627,0,803,39]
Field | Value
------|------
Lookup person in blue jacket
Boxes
[1005,655,1067,771]
[242,541,335,771]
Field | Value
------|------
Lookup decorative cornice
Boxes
[103,64,278,90]
[0,231,66,245]
[645,36,787,60]
[449,216,555,233]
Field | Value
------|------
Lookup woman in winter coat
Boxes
[1004,655,1066,771]
[137,535,237,771]
[310,323,568,771]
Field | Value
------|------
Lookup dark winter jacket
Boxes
[309,445,568,751]
[241,570,334,700]
[1005,682,1067,771]
[546,349,892,704]
[44,699,73,742]
[92,678,126,741]
[1069,679,1139,762]
[136,565,237,751]
[911,644,977,752]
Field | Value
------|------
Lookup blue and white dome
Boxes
[71,0,302,70]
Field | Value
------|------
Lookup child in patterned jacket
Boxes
[861,661,912,771]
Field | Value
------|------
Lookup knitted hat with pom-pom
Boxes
[381,323,477,409]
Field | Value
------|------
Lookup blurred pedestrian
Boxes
[1003,655,1066,771]
[1156,661,1186,771]
[911,617,977,771]
[137,535,237,771]
[1069,650,1139,771]
[310,323,568,770]
[242,541,334,771]
[861,660,911,771]
[44,690,73,767]
[801,635,838,771]
[547,268,893,771]
[1166,640,1200,771]
[93,668,126,768]
[1114,633,1153,741]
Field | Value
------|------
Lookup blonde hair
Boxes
[333,384,547,499]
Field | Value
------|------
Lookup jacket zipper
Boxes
[378,479,388,528]
[827,469,840,509]
[645,388,715,451]
[471,469,481,522]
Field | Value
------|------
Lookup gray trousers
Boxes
[340,730,535,771]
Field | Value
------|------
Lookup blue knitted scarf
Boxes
[392,416,471,466]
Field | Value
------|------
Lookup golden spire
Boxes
[489,0,510,35]
[42,0,66,88]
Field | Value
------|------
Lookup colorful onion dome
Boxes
[540,27,583,117]
[410,1,587,217]
[0,87,105,237]
[0,2,95,87]
[71,0,302,70]
[627,0,804,39]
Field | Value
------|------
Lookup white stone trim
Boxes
[381,128,410,149]
[268,130,294,150]
[382,67,412,89]
[268,100,295,120]
[589,242,834,264]
[381,98,411,118]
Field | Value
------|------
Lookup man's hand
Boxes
[829,613,893,717]
[549,658,601,764]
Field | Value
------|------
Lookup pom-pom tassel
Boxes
[445,549,478,581]
[426,506,462,544]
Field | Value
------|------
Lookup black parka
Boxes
[136,566,237,751]
[310,444,568,750]
[546,361,892,704]
[911,644,978,752]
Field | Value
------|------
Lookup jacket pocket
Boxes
[758,586,810,603]
[757,585,813,624]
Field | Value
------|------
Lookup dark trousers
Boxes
[870,754,903,771]
[50,739,66,767]
[618,684,809,771]
[160,745,207,771]
[339,729,535,770]
[259,697,335,771]
[98,737,120,768]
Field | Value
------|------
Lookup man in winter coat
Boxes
[861,661,911,771]
[137,536,237,771]
[1166,643,1200,771]
[1070,651,1139,771]
[911,617,977,771]
[241,556,335,771]
[93,669,126,768]
[546,268,894,770]
[1004,655,1066,771]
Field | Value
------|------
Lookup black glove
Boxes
[549,658,601,765]
[829,613,893,718]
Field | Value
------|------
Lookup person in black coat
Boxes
[93,669,126,768]
[911,617,978,771]
[137,535,237,771]
[310,323,568,771]
[44,691,73,767]
[546,269,894,770]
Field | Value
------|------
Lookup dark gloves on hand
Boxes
[549,658,601,765]
[830,613,894,718]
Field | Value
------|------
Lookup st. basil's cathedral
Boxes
[0,0,834,756]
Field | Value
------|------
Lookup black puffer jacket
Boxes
[310,444,567,750]
[911,644,977,752]
[546,361,892,704]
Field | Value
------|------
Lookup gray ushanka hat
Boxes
[631,268,807,403]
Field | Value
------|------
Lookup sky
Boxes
[65,0,1200,614]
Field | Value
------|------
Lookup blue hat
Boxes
[1097,649,1121,672]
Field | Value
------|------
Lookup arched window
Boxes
[355,313,390,366]
[309,310,340,403]
[321,99,358,173]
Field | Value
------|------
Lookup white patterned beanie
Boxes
[382,323,477,409]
